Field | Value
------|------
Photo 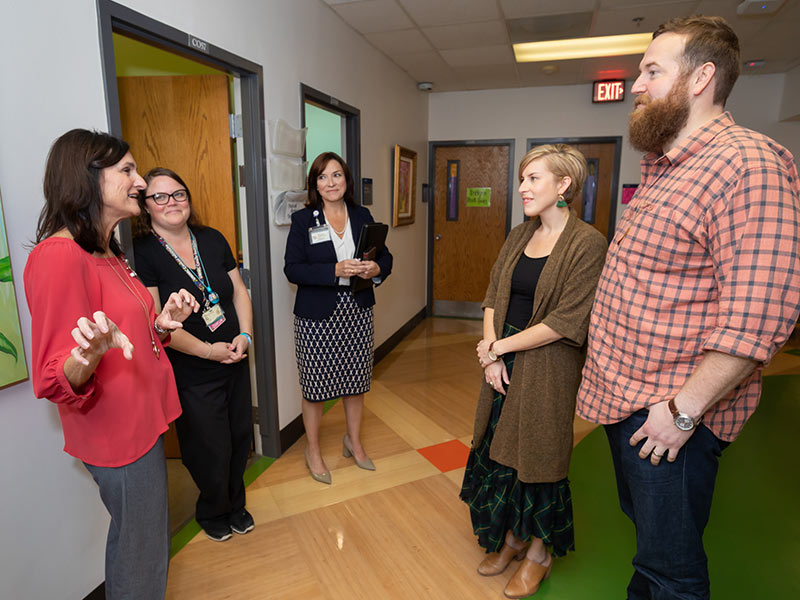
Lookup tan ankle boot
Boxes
[504,553,552,598]
[477,542,528,576]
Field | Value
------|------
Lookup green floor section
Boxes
[531,374,800,599]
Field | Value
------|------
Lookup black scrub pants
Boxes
[175,359,252,529]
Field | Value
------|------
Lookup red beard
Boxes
[628,76,691,155]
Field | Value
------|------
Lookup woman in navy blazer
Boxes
[284,152,392,484]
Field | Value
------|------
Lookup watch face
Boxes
[675,415,694,431]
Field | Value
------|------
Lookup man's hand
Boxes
[629,400,696,465]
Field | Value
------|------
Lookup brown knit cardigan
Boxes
[472,213,607,482]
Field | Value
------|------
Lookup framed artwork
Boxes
[392,144,417,227]
[0,187,29,390]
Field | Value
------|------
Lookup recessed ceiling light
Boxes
[514,33,653,63]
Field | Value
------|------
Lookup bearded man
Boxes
[577,15,800,600]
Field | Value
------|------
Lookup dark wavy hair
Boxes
[654,15,740,106]
[132,167,202,238]
[36,129,130,254]
[306,152,354,210]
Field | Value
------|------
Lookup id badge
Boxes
[202,304,226,332]
[309,225,331,245]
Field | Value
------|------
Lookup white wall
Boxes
[429,73,800,227]
[779,64,800,122]
[0,0,428,598]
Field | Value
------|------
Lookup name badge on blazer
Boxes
[309,225,331,245]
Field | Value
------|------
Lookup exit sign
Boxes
[593,80,625,103]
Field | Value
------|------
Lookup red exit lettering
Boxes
[593,80,625,103]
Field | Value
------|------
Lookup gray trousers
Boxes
[84,435,169,600]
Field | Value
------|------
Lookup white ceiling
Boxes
[322,0,800,92]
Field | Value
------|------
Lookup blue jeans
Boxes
[604,410,728,600]
[84,436,169,600]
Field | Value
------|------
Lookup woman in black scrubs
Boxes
[133,167,254,543]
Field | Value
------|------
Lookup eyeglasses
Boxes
[146,189,189,205]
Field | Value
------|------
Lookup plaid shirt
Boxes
[577,113,800,441]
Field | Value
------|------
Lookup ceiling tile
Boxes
[500,0,597,19]
[507,11,593,43]
[440,44,515,67]
[365,29,433,54]
[397,0,500,27]
[517,59,584,86]
[332,0,413,33]
[599,0,700,8]
[391,50,451,72]
[592,1,699,36]
[423,20,509,50]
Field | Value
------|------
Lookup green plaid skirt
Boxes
[460,323,575,557]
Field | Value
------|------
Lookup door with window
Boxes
[430,142,513,318]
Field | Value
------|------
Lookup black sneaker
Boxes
[229,509,255,535]
[202,521,233,542]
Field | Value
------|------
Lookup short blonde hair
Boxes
[519,144,587,203]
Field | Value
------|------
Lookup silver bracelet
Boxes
[153,320,173,335]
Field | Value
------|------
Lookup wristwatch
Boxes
[487,341,499,362]
[668,398,701,431]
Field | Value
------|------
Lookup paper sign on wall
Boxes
[466,187,491,207]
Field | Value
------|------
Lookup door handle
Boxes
[435,234,442,241]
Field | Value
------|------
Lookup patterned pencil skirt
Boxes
[294,289,374,402]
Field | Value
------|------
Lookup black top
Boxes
[505,254,548,330]
[133,226,241,384]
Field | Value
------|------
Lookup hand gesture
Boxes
[629,400,696,465]
[156,289,199,332]
[70,311,133,366]
[484,359,509,395]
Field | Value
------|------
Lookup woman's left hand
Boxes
[356,260,381,279]
[156,289,199,331]
[484,359,510,395]
[224,334,249,364]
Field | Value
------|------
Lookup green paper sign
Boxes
[466,187,491,207]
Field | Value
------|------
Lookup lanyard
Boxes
[153,230,220,306]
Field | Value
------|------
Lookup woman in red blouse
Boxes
[24,129,198,600]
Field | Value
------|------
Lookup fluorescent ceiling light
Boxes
[514,32,653,63]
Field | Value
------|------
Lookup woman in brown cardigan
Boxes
[460,144,607,598]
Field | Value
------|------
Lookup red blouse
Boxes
[24,238,181,467]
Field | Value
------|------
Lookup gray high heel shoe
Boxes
[343,434,376,471]
[305,447,332,484]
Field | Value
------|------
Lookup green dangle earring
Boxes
[556,194,567,208]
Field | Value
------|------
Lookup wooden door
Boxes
[118,74,237,458]
[570,142,617,240]
[118,74,238,258]
[432,144,510,317]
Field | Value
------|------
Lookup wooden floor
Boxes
[165,318,800,599]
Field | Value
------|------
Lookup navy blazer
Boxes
[284,204,393,320]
